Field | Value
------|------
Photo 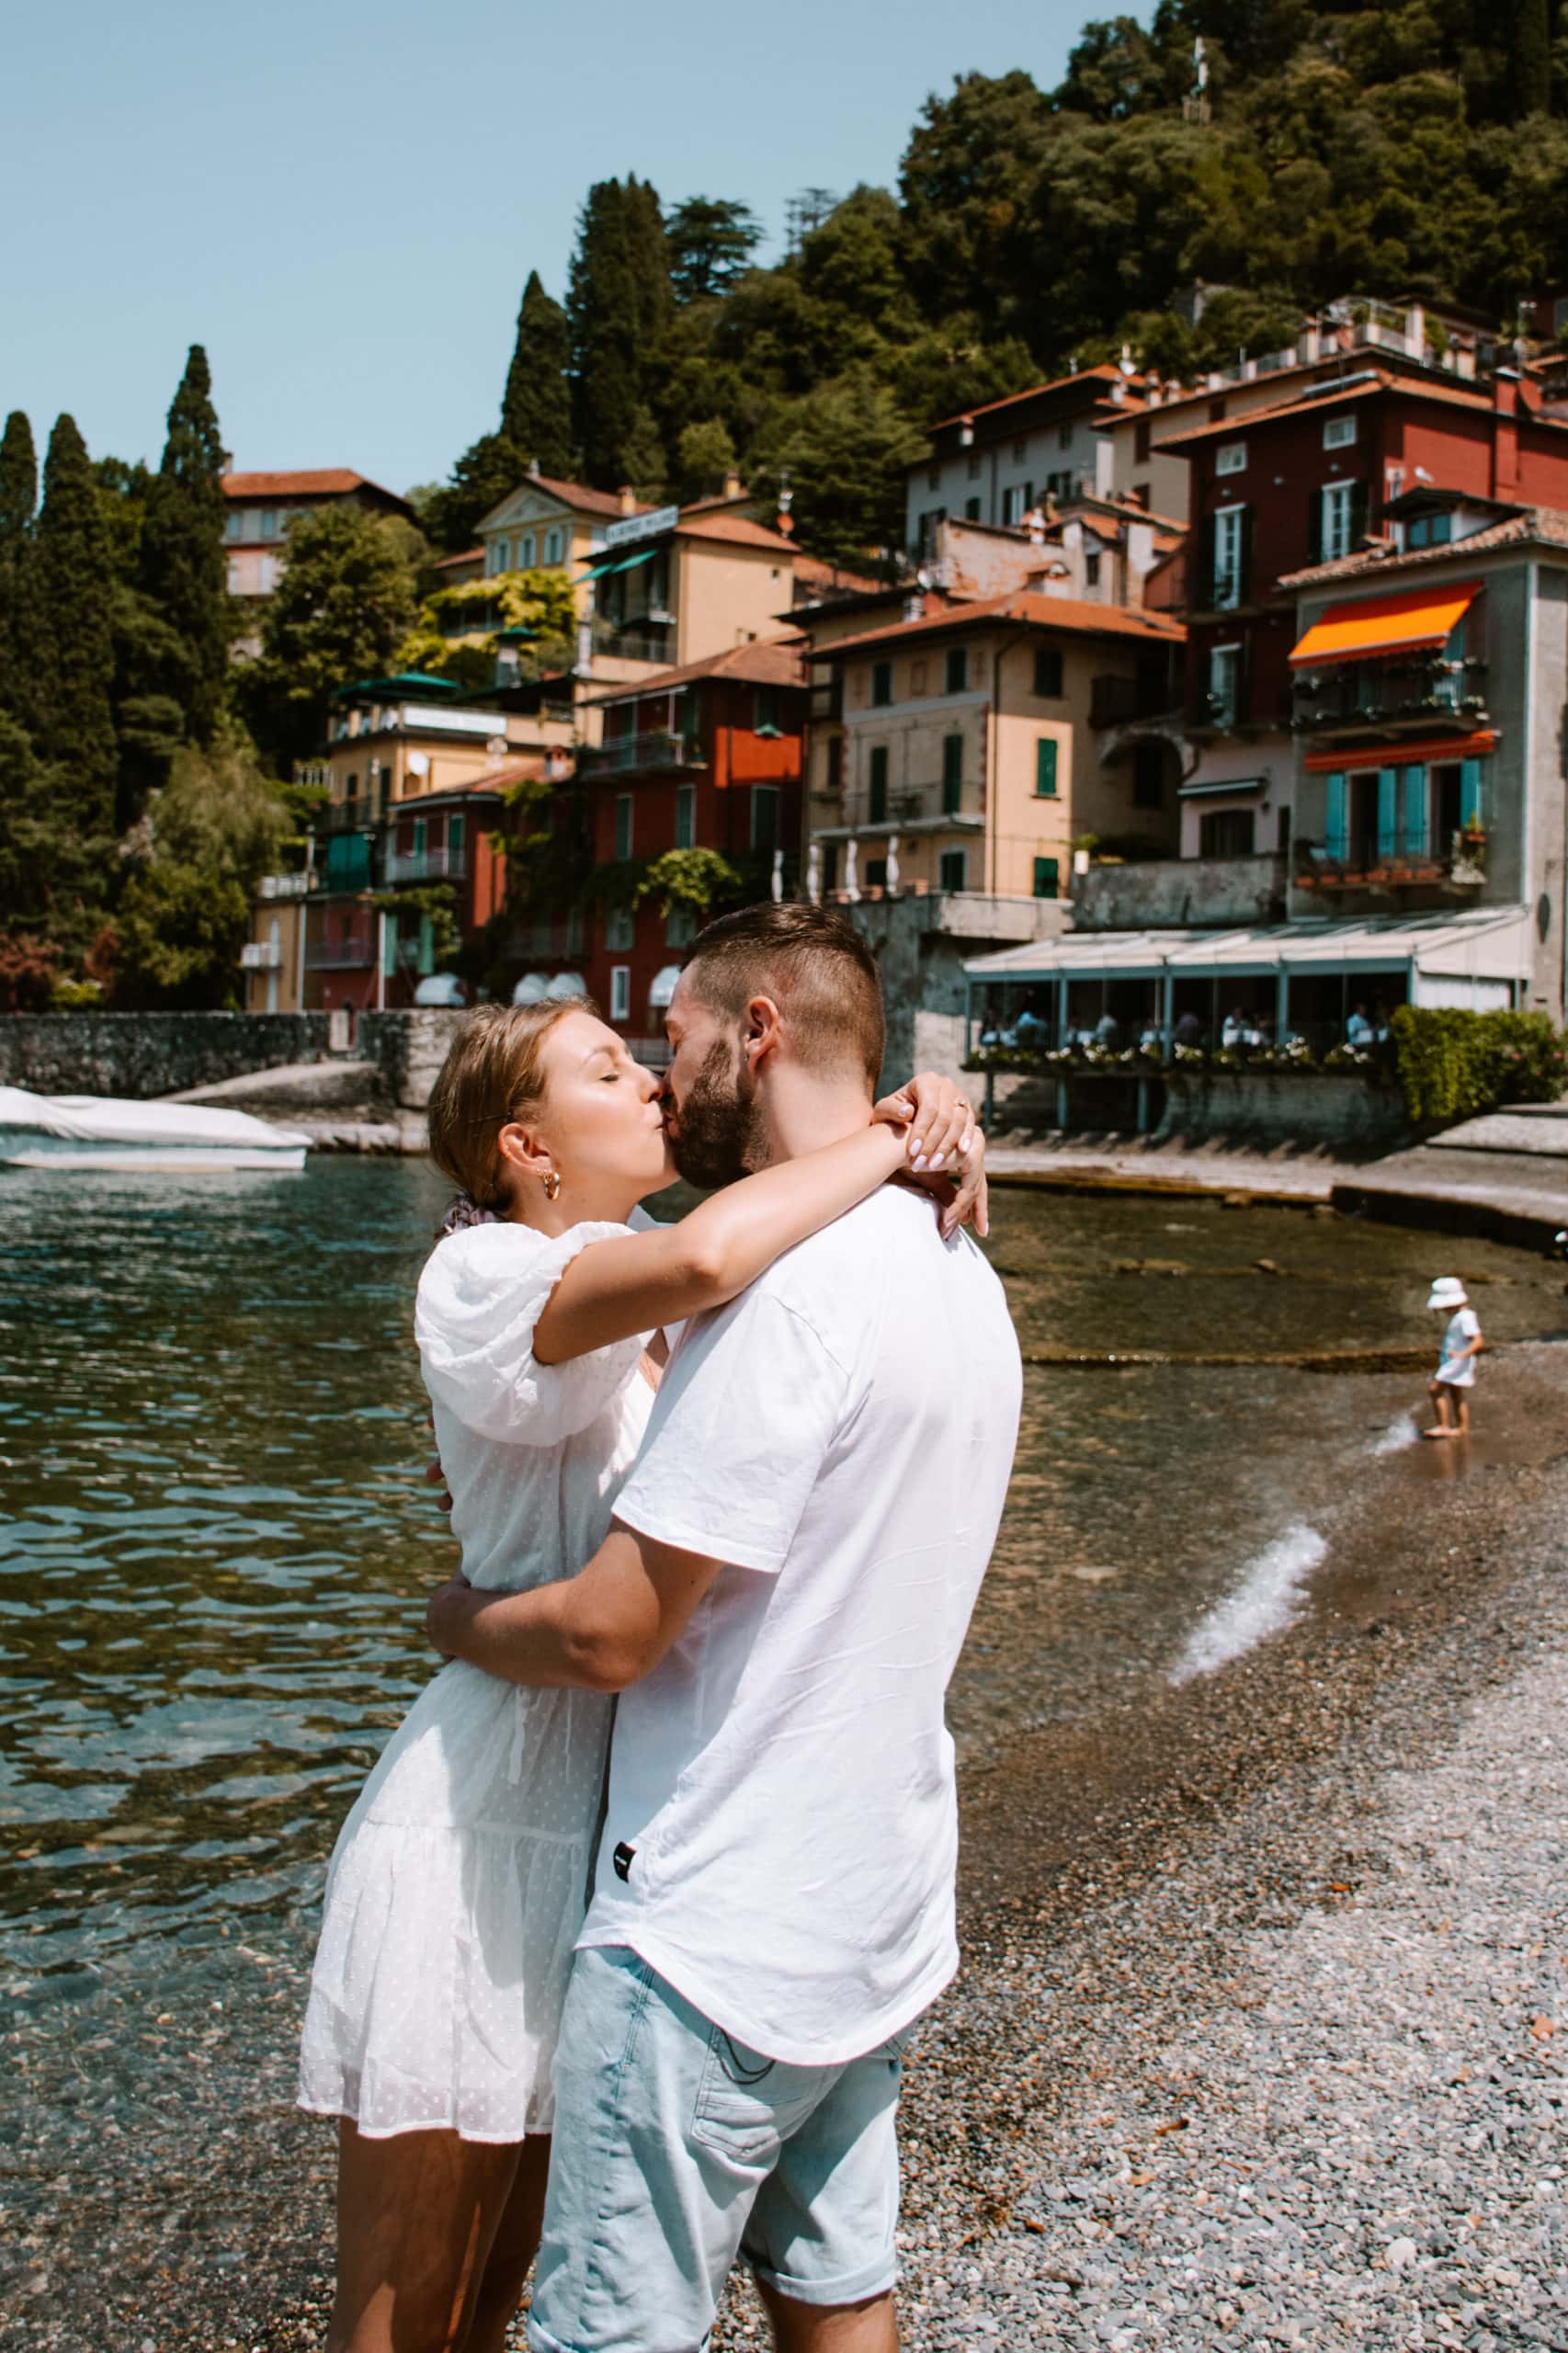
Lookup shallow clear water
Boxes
[0,1159,1561,2018]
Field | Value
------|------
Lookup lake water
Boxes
[1,1157,1562,2234]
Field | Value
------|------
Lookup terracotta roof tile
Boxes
[222,468,410,506]
[585,640,807,705]
[675,509,797,553]
[811,591,1185,660]
[929,364,1142,433]
[1156,369,1501,450]
[790,552,883,595]
[1280,505,1568,588]
[433,546,483,569]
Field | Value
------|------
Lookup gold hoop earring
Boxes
[542,1170,562,1202]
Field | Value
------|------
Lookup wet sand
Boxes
[6,1341,1564,2351]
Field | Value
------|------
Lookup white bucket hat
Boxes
[1426,1277,1468,1311]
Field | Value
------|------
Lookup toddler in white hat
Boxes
[1425,1276,1483,1438]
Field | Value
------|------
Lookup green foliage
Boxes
[634,847,744,915]
[369,881,460,967]
[501,271,573,476]
[0,410,38,734]
[675,418,739,503]
[420,432,526,555]
[0,710,113,965]
[240,505,416,769]
[568,176,674,490]
[667,197,763,303]
[110,727,291,1009]
[139,345,229,746]
[396,566,578,689]
[31,414,117,835]
[1390,1005,1568,1127]
[752,368,926,568]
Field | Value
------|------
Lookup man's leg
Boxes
[756,2279,898,2352]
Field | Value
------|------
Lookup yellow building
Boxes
[803,592,1186,904]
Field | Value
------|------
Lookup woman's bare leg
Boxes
[325,2119,522,2353]
[460,2134,552,2353]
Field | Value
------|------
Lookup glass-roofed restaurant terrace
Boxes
[964,905,1532,1068]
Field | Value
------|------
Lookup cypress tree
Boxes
[501,272,574,477]
[33,414,118,840]
[0,411,38,728]
[140,344,230,745]
[569,176,675,487]
[1512,0,1551,112]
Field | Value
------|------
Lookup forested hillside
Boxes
[425,0,1568,563]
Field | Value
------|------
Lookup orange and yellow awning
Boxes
[1289,581,1481,668]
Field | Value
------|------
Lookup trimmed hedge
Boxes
[1390,1006,1568,1129]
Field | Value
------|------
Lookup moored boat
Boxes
[0,1088,311,1172]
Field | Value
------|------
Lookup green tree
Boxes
[0,411,38,729]
[666,196,763,302]
[568,176,674,486]
[501,270,574,475]
[32,415,118,844]
[111,727,290,1008]
[675,417,738,502]
[397,565,579,690]
[0,710,109,969]
[899,71,1056,335]
[239,506,415,769]
[754,368,925,568]
[422,433,526,555]
[139,344,230,745]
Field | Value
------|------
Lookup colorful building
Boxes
[222,468,415,637]
[904,365,1151,556]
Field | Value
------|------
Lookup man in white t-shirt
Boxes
[427,903,1023,2353]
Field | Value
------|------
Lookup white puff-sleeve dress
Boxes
[297,1217,654,2143]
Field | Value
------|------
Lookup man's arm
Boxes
[425,1522,722,1694]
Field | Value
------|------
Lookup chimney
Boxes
[528,455,541,477]
[722,471,742,500]
[618,485,638,513]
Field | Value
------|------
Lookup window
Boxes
[945,646,968,694]
[614,793,633,860]
[1033,856,1060,899]
[1058,424,1073,450]
[606,904,636,951]
[1324,414,1358,449]
[967,453,983,481]
[919,508,945,555]
[824,738,843,795]
[1406,511,1453,550]
[751,785,780,852]
[939,849,968,891]
[1033,645,1063,699]
[1131,743,1165,810]
[544,527,563,563]
[755,687,780,736]
[665,902,697,947]
[964,496,981,520]
[519,531,536,568]
[565,906,585,956]
[927,465,941,489]
[675,783,696,847]
[1035,737,1059,797]
[260,509,278,538]
[1320,480,1358,563]
[226,557,242,592]
[224,512,242,541]
[1199,808,1256,857]
[942,733,963,814]
[1134,417,1152,464]
[491,538,510,574]
[869,745,889,823]
[871,660,892,707]
[448,813,465,861]
[609,966,631,1022]
[866,858,888,889]
[1208,397,1227,423]
[1216,442,1247,477]
[1002,483,1028,526]
[910,660,927,696]
[1012,438,1027,462]
[1210,505,1249,608]
[1208,642,1243,728]
[1085,550,1102,589]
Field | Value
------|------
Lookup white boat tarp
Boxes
[0,1088,311,1170]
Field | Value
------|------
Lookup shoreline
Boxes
[7,1354,1565,2348]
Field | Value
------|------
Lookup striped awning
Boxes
[1290,581,1481,668]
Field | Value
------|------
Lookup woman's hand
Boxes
[874,1071,975,1172]
[874,1073,988,1241]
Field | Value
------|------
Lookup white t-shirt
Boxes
[579,1183,1023,2065]
[1437,1304,1481,1386]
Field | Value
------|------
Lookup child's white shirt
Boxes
[1437,1305,1481,1386]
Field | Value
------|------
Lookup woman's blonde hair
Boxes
[426,998,595,1212]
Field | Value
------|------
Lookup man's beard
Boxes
[666,1038,766,1189]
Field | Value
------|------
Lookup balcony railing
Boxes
[1292,657,1487,736]
[577,730,702,778]
[306,931,377,971]
[831,785,982,833]
[385,847,468,884]
[240,941,283,971]
[590,619,674,665]
[1295,831,1488,892]
[315,797,387,836]
[1089,675,1183,729]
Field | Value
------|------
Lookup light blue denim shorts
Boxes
[526,1944,915,2353]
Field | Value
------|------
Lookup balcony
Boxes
[590,618,674,665]
[307,925,377,971]
[240,940,283,971]
[1292,657,1488,740]
[815,784,983,838]
[810,676,844,722]
[577,730,703,778]
[1089,674,1184,730]
[385,847,468,884]
[257,872,312,900]
[1295,831,1488,895]
[315,797,386,837]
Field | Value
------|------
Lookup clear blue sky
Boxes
[6,0,1134,497]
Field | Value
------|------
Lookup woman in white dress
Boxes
[298,996,983,2353]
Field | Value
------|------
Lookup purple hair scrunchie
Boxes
[438,1192,501,1238]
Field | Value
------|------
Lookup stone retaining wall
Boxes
[1158,1069,1409,1152]
[358,1010,466,1111]
[0,1012,333,1100]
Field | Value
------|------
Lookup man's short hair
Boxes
[681,902,885,1086]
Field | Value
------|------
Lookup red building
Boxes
[1164,366,1568,857]
[557,644,807,1043]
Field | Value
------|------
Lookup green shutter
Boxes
[1035,737,1059,797]
[1307,488,1323,566]
[1325,770,1347,860]
[1460,757,1483,829]
[1033,857,1060,899]
[869,745,888,823]
[1401,765,1426,859]
[942,733,962,813]
[1377,767,1398,863]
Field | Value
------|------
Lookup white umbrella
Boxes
[511,973,551,1005]
[648,965,682,1010]
[414,973,466,1006]
[544,972,588,1000]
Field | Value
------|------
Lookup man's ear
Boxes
[741,995,784,1075]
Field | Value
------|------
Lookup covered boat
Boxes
[0,1088,311,1172]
